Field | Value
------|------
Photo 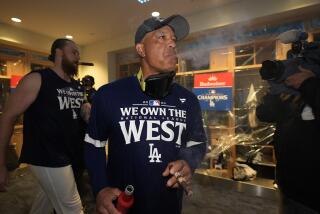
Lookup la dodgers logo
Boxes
[72,109,78,119]
[148,144,162,163]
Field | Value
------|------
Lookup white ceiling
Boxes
[0,0,240,45]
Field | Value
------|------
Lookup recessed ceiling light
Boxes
[65,35,73,39]
[137,0,150,4]
[151,12,160,17]
[11,17,22,23]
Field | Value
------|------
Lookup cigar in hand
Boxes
[174,172,193,197]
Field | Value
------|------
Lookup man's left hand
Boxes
[285,66,315,89]
[80,102,91,123]
[162,160,192,188]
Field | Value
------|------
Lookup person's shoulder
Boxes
[29,68,52,75]
[172,83,198,100]
[14,70,42,93]
[26,68,53,81]
[97,76,136,95]
[23,70,43,83]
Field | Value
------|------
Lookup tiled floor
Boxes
[0,166,96,214]
[0,166,280,214]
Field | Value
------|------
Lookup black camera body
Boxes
[259,30,320,95]
[80,75,96,104]
[81,75,95,88]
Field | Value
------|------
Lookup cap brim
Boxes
[162,15,190,41]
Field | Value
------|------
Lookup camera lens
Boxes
[259,60,284,81]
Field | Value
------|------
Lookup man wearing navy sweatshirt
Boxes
[84,14,207,214]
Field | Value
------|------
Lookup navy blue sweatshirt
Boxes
[85,76,207,214]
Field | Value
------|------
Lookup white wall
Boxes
[188,0,320,33]
[81,0,320,88]
[0,22,54,53]
[80,33,133,88]
[0,22,86,74]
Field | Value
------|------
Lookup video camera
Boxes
[259,30,320,95]
[80,75,96,104]
[81,75,95,88]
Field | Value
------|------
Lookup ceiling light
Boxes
[137,0,150,4]
[151,12,160,17]
[65,35,73,39]
[11,17,22,23]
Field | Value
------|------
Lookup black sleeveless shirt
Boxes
[19,68,85,167]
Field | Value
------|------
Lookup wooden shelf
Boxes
[235,54,253,58]
[234,64,262,71]
[236,158,276,167]
[0,75,10,79]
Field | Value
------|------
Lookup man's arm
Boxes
[0,72,41,191]
[80,102,91,123]
[83,87,111,196]
[163,95,207,189]
[181,95,208,171]
[84,143,121,214]
[84,142,108,196]
[298,77,320,119]
[84,88,122,213]
[285,67,320,119]
[178,143,207,171]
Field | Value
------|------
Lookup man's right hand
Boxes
[96,187,122,214]
[285,66,315,89]
[0,165,8,192]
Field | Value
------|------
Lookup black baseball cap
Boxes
[135,14,190,44]
[48,38,73,62]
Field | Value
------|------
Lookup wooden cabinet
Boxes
[181,40,278,179]
[210,47,233,71]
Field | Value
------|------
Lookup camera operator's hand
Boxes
[162,160,192,188]
[96,187,122,214]
[285,66,315,89]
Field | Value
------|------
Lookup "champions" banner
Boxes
[193,72,233,111]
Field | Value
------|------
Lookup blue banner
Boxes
[193,88,233,111]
